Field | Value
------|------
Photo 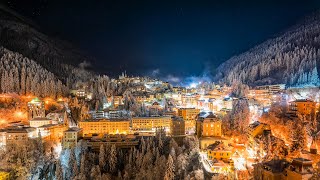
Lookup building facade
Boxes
[178,108,200,133]
[131,116,171,132]
[29,117,54,128]
[170,117,185,136]
[62,127,83,149]
[27,97,45,120]
[288,99,316,116]
[79,119,130,135]
[196,112,222,138]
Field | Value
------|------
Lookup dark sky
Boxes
[5,0,320,82]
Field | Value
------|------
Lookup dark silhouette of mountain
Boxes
[0,5,93,84]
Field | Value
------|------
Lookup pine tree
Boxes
[99,144,106,170]
[80,154,86,177]
[55,161,63,180]
[73,160,79,178]
[311,67,320,85]
[164,155,175,180]
[109,145,117,174]
[68,149,76,178]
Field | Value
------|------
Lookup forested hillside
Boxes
[214,11,320,87]
[0,47,68,98]
[0,5,94,84]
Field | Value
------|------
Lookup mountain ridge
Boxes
[214,10,320,87]
[0,5,94,85]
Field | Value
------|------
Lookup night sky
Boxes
[4,0,320,82]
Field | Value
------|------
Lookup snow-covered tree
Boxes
[164,154,175,180]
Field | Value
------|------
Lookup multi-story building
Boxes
[286,158,314,179]
[131,116,171,132]
[38,124,68,141]
[2,126,37,146]
[62,127,83,149]
[181,94,198,107]
[29,117,55,128]
[246,121,271,148]
[178,108,200,133]
[288,99,317,116]
[246,121,271,139]
[178,108,200,119]
[196,112,222,138]
[207,142,232,161]
[255,84,286,95]
[196,112,224,149]
[170,116,185,136]
[27,97,45,120]
[79,119,130,135]
[253,158,314,180]
[46,112,68,123]
[86,134,139,151]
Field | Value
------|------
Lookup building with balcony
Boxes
[86,134,139,151]
[79,119,130,136]
[288,99,316,116]
[1,126,37,146]
[131,116,171,132]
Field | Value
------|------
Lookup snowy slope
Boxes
[214,11,320,87]
[0,5,93,83]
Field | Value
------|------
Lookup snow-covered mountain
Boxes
[214,11,320,87]
[0,5,93,84]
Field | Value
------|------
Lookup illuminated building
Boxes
[207,142,232,161]
[209,161,232,174]
[46,112,68,123]
[196,112,224,149]
[86,134,138,151]
[27,97,45,120]
[286,158,314,179]
[89,110,106,119]
[288,99,316,116]
[107,109,122,119]
[131,116,171,132]
[149,102,163,116]
[246,121,271,148]
[196,112,222,138]
[178,108,200,133]
[253,158,314,180]
[29,117,55,128]
[70,89,93,101]
[112,95,123,108]
[246,121,271,138]
[255,84,286,95]
[170,116,185,136]
[62,127,83,149]
[79,119,130,135]
[253,159,289,180]
[2,126,37,146]
[181,94,198,107]
[38,124,68,141]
